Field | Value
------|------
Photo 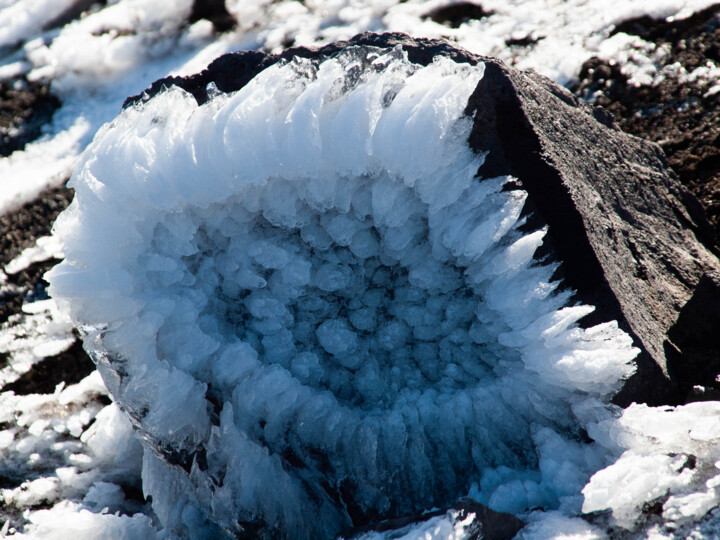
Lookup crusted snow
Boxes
[0,373,147,537]
[582,402,720,528]
[0,298,75,388]
[4,234,64,275]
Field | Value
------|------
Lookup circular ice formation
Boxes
[48,46,638,538]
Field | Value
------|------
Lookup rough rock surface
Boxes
[574,4,720,246]
[129,32,720,408]
[573,5,720,402]
[465,49,720,408]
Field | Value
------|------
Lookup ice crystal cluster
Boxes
[48,46,638,538]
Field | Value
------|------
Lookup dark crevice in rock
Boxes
[421,2,493,28]
[41,0,109,32]
[340,478,379,527]
[0,76,61,157]
[189,0,236,33]
[120,483,146,504]
[665,272,720,400]
[1,337,95,395]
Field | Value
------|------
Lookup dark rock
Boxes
[609,3,720,41]
[666,271,720,399]
[0,185,73,267]
[189,0,235,33]
[124,50,269,108]
[505,34,544,47]
[462,51,720,407]
[573,7,720,404]
[124,34,484,108]
[0,258,56,327]
[0,76,61,157]
[126,32,720,408]
[0,185,74,328]
[421,2,493,29]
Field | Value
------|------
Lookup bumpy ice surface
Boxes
[47,46,639,537]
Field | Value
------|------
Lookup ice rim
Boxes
[46,44,638,538]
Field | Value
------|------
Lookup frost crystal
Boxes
[48,46,637,538]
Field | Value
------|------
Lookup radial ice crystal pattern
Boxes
[47,46,637,538]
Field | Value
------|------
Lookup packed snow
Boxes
[1,0,720,539]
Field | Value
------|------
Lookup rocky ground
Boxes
[573,3,720,250]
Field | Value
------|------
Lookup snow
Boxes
[0,373,147,537]
[0,0,223,215]
[0,298,75,388]
[582,402,720,529]
[0,0,719,538]
[0,0,75,49]
[352,509,479,540]
[4,235,64,275]
[17,501,157,540]
[515,512,605,540]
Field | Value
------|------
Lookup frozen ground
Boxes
[1,0,720,538]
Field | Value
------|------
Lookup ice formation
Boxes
[48,46,640,537]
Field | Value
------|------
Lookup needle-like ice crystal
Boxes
[47,46,638,538]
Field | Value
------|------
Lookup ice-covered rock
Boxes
[46,33,720,538]
[462,46,720,406]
